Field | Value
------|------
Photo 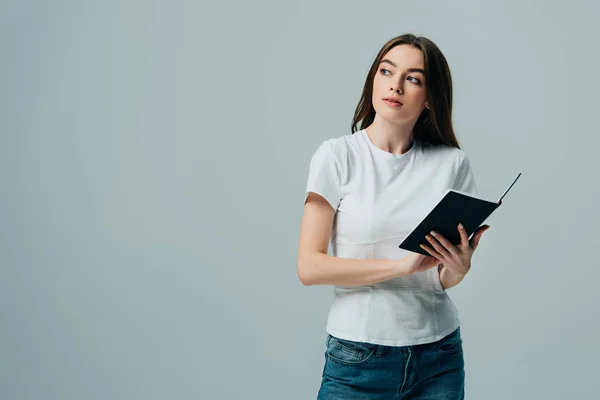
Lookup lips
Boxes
[383,98,402,107]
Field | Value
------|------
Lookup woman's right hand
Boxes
[402,252,442,275]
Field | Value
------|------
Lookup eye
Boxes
[408,76,422,84]
[380,68,391,75]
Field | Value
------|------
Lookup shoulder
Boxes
[321,132,356,151]
[311,132,357,161]
[420,141,465,160]
[453,147,472,168]
[419,142,473,173]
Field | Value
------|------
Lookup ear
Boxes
[424,102,429,109]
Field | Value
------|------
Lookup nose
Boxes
[390,73,405,94]
[390,82,404,94]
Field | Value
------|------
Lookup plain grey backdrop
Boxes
[1,0,598,398]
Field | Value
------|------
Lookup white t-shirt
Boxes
[304,128,479,346]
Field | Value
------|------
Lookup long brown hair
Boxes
[351,33,460,149]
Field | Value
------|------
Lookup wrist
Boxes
[395,258,411,277]
[439,264,467,289]
[442,263,468,279]
[447,268,466,280]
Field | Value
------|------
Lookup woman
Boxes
[297,33,491,399]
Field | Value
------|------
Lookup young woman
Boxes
[297,33,490,399]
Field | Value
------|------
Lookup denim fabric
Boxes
[317,327,464,400]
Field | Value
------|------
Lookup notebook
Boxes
[399,173,521,255]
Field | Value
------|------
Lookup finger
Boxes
[420,243,444,262]
[470,225,490,250]
[427,231,454,257]
[457,223,470,249]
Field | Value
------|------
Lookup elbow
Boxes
[297,255,314,286]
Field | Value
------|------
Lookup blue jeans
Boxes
[317,327,464,400]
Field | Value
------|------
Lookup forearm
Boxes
[438,264,466,289]
[298,253,411,287]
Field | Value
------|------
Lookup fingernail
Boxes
[458,223,464,230]
[430,231,437,237]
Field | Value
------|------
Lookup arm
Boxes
[297,193,436,287]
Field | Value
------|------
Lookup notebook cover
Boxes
[399,191,501,256]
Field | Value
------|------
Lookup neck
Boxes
[365,116,416,155]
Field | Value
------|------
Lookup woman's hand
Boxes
[420,223,490,279]
[402,252,442,274]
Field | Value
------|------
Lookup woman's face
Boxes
[372,45,429,125]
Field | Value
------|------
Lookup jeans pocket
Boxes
[326,335,376,365]
[434,328,463,355]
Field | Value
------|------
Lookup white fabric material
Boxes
[304,129,479,346]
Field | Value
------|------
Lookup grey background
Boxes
[1,0,597,399]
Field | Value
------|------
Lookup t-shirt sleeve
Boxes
[453,151,479,195]
[305,140,342,210]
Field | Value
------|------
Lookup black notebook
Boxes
[399,173,521,255]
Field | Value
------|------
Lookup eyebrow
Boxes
[380,59,425,74]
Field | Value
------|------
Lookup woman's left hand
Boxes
[420,223,490,278]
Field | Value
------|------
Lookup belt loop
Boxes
[375,344,384,357]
